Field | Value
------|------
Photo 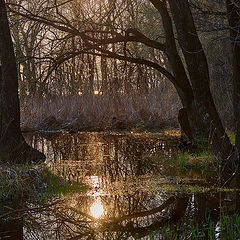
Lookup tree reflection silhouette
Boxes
[3,132,232,239]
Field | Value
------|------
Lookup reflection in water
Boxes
[0,219,23,240]
[0,193,225,240]
[90,197,104,218]
[0,132,239,239]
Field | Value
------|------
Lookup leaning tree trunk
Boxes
[168,0,234,164]
[149,0,206,140]
[0,0,45,163]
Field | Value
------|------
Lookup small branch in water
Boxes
[0,200,62,219]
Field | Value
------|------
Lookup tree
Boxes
[226,0,240,169]
[0,0,45,162]
[8,0,237,172]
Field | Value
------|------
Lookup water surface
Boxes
[0,132,239,239]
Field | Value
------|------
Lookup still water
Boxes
[0,132,239,239]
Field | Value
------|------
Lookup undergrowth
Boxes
[150,136,216,179]
[0,163,87,204]
[140,213,240,240]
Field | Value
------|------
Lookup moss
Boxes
[227,130,235,145]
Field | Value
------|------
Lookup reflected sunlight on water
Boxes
[2,132,239,239]
[90,197,104,218]
[88,175,101,188]
[86,175,105,196]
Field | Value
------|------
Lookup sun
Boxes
[90,198,104,219]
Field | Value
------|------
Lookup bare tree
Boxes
[6,0,240,177]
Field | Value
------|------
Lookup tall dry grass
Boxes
[20,89,180,132]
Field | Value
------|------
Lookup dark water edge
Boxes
[0,132,239,239]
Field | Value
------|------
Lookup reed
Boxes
[20,90,180,132]
[143,214,240,240]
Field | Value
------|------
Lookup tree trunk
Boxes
[226,0,240,166]
[168,0,234,162]
[149,0,203,139]
[0,0,45,163]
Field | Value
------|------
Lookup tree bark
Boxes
[168,0,234,162]
[149,0,202,139]
[226,0,240,166]
[0,0,45,163]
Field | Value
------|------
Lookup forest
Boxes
[0,0,240,239]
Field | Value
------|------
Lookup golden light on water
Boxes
[90,198,104,218]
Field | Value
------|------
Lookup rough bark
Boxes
[149,1,192,105]
[168,0,234,162]
[149,0,203,139]
[178,108,193,142]
[0,0,45,163]
[226,0,240,165]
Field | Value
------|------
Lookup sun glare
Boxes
[90,198,104,218]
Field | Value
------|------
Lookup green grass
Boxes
[132,213,240,240]
[0,164,88,204]
[158,149,214,176]
[177,152,188,171]
[148,135,217,182]
[40,167,88,196]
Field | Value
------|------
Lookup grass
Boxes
[148,135,217,182]
[39,167,88,197]
[177,152,189,171]
[0,163,88,204]
[133,213,240,240]
[158,149,215,177]
[171,131,238,177]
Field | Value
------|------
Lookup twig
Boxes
[0,200,62,219]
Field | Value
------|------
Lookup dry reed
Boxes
[20,89,180,132]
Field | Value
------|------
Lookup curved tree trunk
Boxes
[168,0,234,162]
[0,0,45,163]
[149,0,205,140]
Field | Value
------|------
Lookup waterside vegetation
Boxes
[145,213,240,240]
[0,163,87,205]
